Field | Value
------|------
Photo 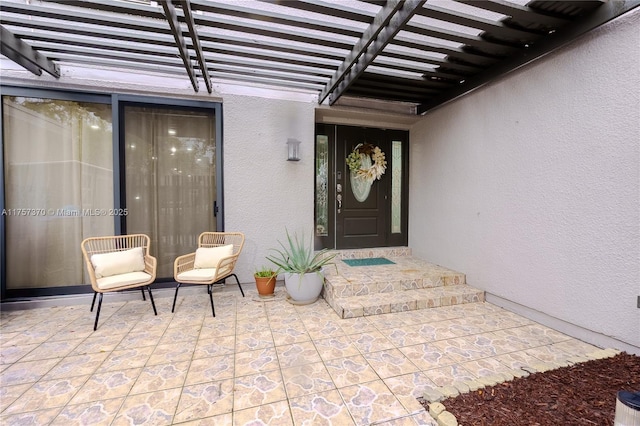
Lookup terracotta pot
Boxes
[255,275,276,297]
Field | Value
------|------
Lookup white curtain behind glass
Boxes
[124,106,216,278]
[3,97,113,289]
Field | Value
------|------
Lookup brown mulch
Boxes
[419,352,640,426]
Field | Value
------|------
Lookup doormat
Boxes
[343,257,395,267]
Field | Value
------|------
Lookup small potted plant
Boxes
[266,229,336,305]
[254,266,277,298]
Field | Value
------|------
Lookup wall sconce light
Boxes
[287,138,301,161]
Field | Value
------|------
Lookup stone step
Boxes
[326,283,485,319]
[321,252,484,319]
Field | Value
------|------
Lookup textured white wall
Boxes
[222,94,316,282]
[409,11,640,350]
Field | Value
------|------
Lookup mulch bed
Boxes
[419,352,640,426]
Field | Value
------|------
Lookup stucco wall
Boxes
[222,94,316,281]
[409,11,640,350]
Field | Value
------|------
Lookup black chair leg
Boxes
[230,273,245,297]
[172,283,181,313]
[207,284,216,317]
[147,286,157,316]
[93,293,103,331]
[141,287,146,301]
[90,292,98,312]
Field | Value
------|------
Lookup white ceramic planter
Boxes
[283,272,324,305]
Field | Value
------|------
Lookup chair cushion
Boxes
[177,268,218,282]
[91,247,145,278]
[96,271,152,290]
[193,244,233,269]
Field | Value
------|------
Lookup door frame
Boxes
[315,123,409,250]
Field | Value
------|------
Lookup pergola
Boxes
[1,0,638,114]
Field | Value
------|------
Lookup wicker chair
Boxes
[173,232,245,317]
[81,234,158,330]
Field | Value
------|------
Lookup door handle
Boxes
[337,194,342,213]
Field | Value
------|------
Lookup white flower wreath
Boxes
[346,143,387,181]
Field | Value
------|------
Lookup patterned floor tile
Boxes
[338,317,378,335]
[415,322,460,342]
[385,329,430,347]
[0,383,31,412]
[462,357,516,378]
[0,291,613,426]
[314,335,361,362]
[96,346,154,373]
[339,380,408,426]
[70,334,124,356]
[43,352,110,381]
[383,372,438,412]
[324,355,380,388]
[0,358,61,386]
[422,364,475,387]
[398,344,457,371]
[148,340,198,365]
[185,355,234,385]
[3,375,88,415]
[51,397,124,426]
[270,325,310,346]
[233,370,286,411]
[130,361,190,394]
[289,389,356,425]
[20,339,84,363]
[192,336,235,359]
[349,330,395,353]
[2,328,56,346]
[111,388,181,426]
[235,330,275,352]
[281,362,335,398]
[0,407,62,426]
[0,343,39,365]
[69,368,142,405]
[305,320,345,340]
[173,379,235,423]
[276,341,322,369]
[232,400,293,426]
[177,413,232,426]
[234,347,279,377]
[551,339,600,355]
[494,350,542,369]
[199,321,237,339]
[158,326,202,346]
[116,330,165,350]
[430,337,491,363]
[363,349,420,379]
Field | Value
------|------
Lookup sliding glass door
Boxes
[2,96,113,290]
[123,105,217,278]
[1,90,222,297]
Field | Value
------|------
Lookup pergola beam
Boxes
[179,0,212,94]
[319,0,426,105]
[417,0,640,114]
[161,0,199,92]
[0,25,59,77]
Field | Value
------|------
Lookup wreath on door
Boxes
[346,143,387,182]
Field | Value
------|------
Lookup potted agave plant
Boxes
[254,266,277,298]
[266,229,336,305]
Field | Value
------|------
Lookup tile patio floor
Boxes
[0,285,603,425]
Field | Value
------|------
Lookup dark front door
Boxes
[337,126,388,248]
[315,124,408,250]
